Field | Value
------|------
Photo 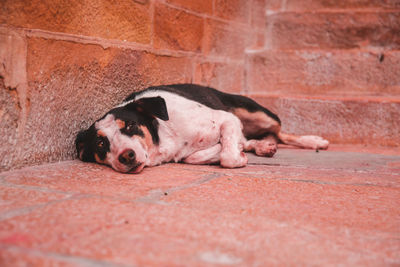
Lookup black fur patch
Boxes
[125,84,281,124]
[95,135,110,161]
[120,121,144,137]
[76,125,112,163]
[76,126,96,162]
[107,105,159,144]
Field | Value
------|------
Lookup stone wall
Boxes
[247,0,400,147]
[0,0,266,171]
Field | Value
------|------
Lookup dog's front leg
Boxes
[219,116,248,168]
[183,144,221,165]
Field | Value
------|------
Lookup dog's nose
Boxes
[118,149,136,165]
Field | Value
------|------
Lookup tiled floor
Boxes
[0,146,399,266]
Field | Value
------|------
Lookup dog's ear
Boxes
[75,129,95,162]
[127,97,169,121]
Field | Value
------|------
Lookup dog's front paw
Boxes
[220,151,247,168]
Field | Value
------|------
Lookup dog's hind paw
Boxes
[298,135,329,150]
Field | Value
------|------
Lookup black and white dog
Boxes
[76,84,329,173]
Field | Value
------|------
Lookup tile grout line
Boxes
[135,172,224,203]
[177,166,399,189]
[0,243,133,267]
[0,196,75,221]
[0,180,77,196]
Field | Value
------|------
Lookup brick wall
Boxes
[1,0,399,171]
[0,0,266,171]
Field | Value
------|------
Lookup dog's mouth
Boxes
[127,162,145,174]
[112,161,145,174]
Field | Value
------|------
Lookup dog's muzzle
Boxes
[117,149,144,173]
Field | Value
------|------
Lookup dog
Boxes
[76,84,329,173]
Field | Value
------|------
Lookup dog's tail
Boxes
[277,132,329,150]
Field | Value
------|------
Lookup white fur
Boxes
[126,91,247,168]
[183,144,222,165]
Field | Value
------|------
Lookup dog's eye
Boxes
[96,136,108,149]
[125,122,136,134]
[96,139,104,148]
[94,136,109,160]
[121,121,143,137]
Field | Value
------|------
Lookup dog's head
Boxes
[75,97,169,173]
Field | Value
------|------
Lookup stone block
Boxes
[266,12,400,49]
[0,29,28,171]
[0,0,151,44]
[251,0,267,29]
[154,3,204,52]
[194,61,244,93]
[266,0,400,11]
[166,0,213,14]
[214,0,251,24]
[0,77,20,171]
[203,19,253,59]
[246,50,400,96]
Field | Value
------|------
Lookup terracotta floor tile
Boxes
[0,245,74,267]
[0,185,68,214]
[0,147,399,266]
[1,161,214,201]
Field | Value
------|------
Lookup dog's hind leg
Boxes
[232,108,280,157]
[230,103,329,153]
[278,132,329,150]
